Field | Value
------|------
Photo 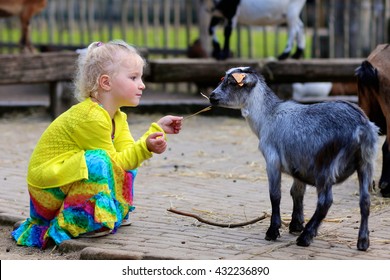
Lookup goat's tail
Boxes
[358,121,379,178]
[355,60,379,92]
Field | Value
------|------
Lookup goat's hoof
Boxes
[213,52,232,60]
[291,48,304,59]
[289,222,304,234]
[277,52,290,60]
[380,189,390,197]
[265,228,280,241]
[379,181,388,190]
[296,234,312,247]
[357,238,369,251]
[379,182,390,197]
[211,52,222,60]
[212,54,227,60]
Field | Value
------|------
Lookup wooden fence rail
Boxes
[147,58,362,84]
[0,52,363,118]
[0,53,363,85]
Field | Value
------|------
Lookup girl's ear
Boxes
[99,74,111,91]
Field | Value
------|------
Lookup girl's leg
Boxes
[12,149,136,248]
[49,150,136,241]
[12,184,70,249]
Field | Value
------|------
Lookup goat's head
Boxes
[209,67,258,109]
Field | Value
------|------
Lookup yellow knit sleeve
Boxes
[72,117,164,171]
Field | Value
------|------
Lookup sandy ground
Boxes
[0,225,81,260]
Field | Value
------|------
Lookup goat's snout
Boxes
[209,92,219,106]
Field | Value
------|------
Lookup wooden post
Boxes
[385,0,390,44]
[197,0,211,56]
[49,82,60,119]
[361,0,372,55]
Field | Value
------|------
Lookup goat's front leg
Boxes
[19,18,32,53]
[289,179,306,233]
[265,165,282,241]
[296,181,333,247]
[218,19,233,60]
[209,16,222,59]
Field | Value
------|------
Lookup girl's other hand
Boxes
[157,116,183,134]
[146,132,167,154]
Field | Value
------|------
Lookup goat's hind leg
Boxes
[278,18,302,60]
[379,140,390,197]
[290,19,305,59]
[357,166,371,251]
[289,179,306,234]
[296,181,333,247]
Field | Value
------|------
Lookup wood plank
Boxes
[146,58,261,83]
[0,53,365,119]
[0,53,364,85]
[146,58,364,84]
[0,52,78,84]
[263,58,363,83]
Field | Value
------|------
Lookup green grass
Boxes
[1,24,312,58]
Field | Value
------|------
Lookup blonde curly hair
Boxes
[74,40,145,102]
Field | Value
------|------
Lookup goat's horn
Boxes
[232,73,246,86]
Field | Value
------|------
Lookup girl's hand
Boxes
[146,132,167,154]
[157,115,183,134]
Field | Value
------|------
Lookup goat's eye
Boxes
[226,76,237,85]
[217,76,225,85]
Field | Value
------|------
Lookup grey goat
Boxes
[209,67,379,251]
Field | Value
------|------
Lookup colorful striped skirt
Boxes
[12,150,136,249]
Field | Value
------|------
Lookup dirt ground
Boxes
[0,225,81,260]
[0,108,389,260]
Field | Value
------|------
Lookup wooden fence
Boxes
[0,0,389,58]
[0,0,389,110]
[0,52,363,118]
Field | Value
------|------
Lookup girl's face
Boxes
[109,54,145,107]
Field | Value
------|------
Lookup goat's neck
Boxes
[241,85,280,137]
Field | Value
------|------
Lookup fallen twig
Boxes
[167,208,270,228]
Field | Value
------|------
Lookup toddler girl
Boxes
[12,40,183,249]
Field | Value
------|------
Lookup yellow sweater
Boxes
[27,98,164,189]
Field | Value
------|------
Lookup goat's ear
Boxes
[232,72,256,87]
[232,73,246,86]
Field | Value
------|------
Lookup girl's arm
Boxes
[73,118,164,170]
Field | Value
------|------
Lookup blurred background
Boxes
[0,0,389,115]
[1,0,388,58]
